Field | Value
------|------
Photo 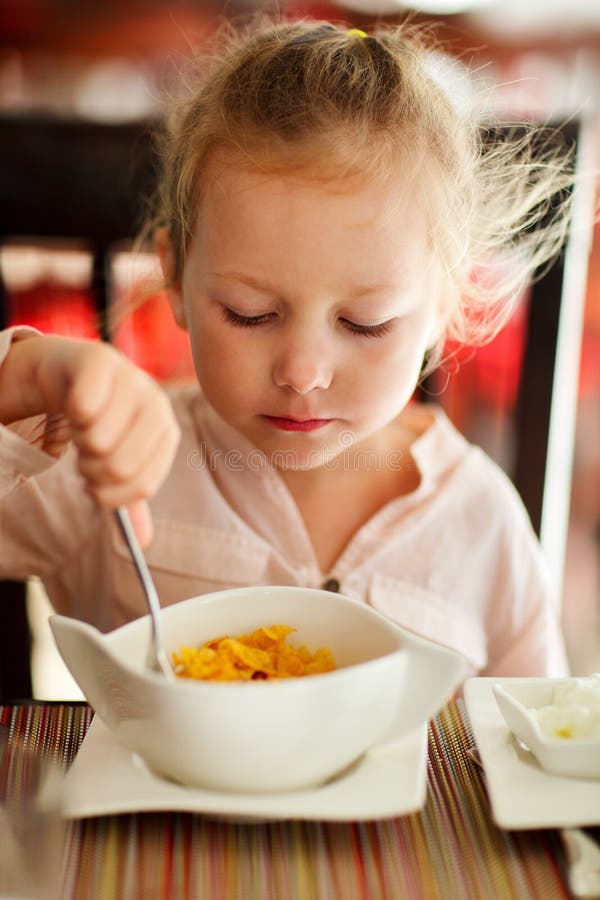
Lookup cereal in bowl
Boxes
[173,624,336,682]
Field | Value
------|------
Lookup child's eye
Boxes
[341,318,395,338]
[222,308,275,327]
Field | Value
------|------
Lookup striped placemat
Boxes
[0,702,571,899]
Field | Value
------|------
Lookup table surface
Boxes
[0,700,578,900]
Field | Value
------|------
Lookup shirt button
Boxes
[322,578,340,592]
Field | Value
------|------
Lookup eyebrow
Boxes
[211,271,400,299]
[347,283,400,300]
[211,272,278,293]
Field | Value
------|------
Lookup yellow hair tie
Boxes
[347,28,367,38]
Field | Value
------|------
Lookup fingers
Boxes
[77,410,180,507]
[42,339,180,510]
[34,338,117,425]
[15,336,180,518]
[62,342,136,428]
[126,500,154,548]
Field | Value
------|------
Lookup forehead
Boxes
[183,150,442,315]
[195,149,431,260]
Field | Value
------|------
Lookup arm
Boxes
[481,498,570,678]
[483,600,569,677]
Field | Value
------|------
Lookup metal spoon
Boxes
[113,506,175,680]
[466,746,600,898]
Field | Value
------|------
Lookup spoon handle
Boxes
[113,507,174,680]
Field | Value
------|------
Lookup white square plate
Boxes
[464,677,600,830]
[61,715,428,822]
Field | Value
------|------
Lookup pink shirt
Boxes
[0,328,568,678]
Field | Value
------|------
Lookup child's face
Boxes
[163,157,443,469]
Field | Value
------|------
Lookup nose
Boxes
[272,341,333,394]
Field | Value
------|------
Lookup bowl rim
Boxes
[52,584,466,695]
[53,588,410,694]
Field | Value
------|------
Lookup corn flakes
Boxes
[173,624,336,682]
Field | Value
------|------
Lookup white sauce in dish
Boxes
[533,674,600,739]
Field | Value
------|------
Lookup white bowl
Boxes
[50,586,467,793]
[493,679,600,780]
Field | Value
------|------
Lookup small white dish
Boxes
[60,713,428,822]
[492,681,600,780]
[464,678,600,830]
[50,586,466,794]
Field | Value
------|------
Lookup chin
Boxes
[268,449,324,472]
[271,442,349,473]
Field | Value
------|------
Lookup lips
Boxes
[263,415,333,433]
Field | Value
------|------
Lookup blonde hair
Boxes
[151,18,575,370]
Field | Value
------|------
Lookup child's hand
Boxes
[1,335,180,545]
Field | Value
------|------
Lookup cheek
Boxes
[362,321,430,379]
[187,317,259,397]
[347,327,428,410]
[343,348,405,410]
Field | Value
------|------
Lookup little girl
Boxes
[0,20,574,677]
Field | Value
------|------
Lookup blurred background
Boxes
[0,0,598,697]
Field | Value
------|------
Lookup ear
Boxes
[154,226,187,330]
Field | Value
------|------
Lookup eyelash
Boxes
[340,318,395,338]
[222,308,274,328]
[222,308,395,338]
